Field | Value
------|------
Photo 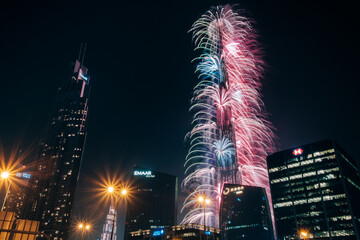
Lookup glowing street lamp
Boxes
[299,229,309,240]
[108,186,114,193]
[107,186,128,240]
[1,171,9,179]
[78,223,91,240]
[198,196,211,239]
[1,171,12,211]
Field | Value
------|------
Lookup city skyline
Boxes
[0,0,359,239]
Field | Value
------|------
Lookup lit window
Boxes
[274,201,293,208]
[289,174,302,180]
[271,177,289,184]
[287,162,300,169]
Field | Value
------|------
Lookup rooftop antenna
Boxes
[78,43,83,62]
[81,43,87,68]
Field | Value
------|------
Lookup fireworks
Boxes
[181,4,275,231]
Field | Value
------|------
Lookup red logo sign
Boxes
[293,148,303,155]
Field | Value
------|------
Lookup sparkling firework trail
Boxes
[181,5,275,233]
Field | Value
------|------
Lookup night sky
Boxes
[0,0,359,239]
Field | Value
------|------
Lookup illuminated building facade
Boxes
[219,184,274,240]
[182,5,275,232]
[128,224,220,240]
[267,140,360,239]
[24,45,90,240]
[125,166,177,239]
[101,205,117,240]
[3,170,31,219]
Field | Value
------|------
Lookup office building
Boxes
[219,184,274,240]
[101,205,117,240]
[125,166,177,238]
[267,140,360,239]
[129,223,220,240]
[24,45,91,240]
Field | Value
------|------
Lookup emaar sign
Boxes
[134,170,151,175]
[133,170,154,178]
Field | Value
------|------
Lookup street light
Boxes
[1,171,9,179]
[78,223,91,240]
[299,229,309,240]
[1,171,12,211]
[108,186,114,193]
[198,196,211,239]
[107,186,128,240]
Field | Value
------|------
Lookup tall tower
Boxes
[24,45,90,240]
[181,5,275,233]
[101,206,117,240]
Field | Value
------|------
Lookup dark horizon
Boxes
[1,0,359,239]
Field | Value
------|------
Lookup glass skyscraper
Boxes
[219,184,274,240]
[267,140,360,239]
[125,166,177,239]
[24,46,90,240]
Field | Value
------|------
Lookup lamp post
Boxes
[198,196,210,240]
[1,171,11,211]
[108,186,127,240]
[78,223,91,240]
[300,230,309,240]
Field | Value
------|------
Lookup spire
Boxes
[78,43,83,61]
[77,43,87,68]
[81,43,87,68]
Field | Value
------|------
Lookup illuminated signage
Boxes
[134,170,152,176]
[133,170,155,178]
[223,186,244,195]
[152,230,164,236]
[80,72,88,81]
[292,148,303,156]
[77,69,88,81]
[16,172,31,179]
[205,231,211,235]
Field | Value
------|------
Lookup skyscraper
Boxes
[219,184,274,240]
[125,166,177,239]
[267,140,360,239]
[24,45,91,240]
[101,206,117,240]
[182,5,275,231]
